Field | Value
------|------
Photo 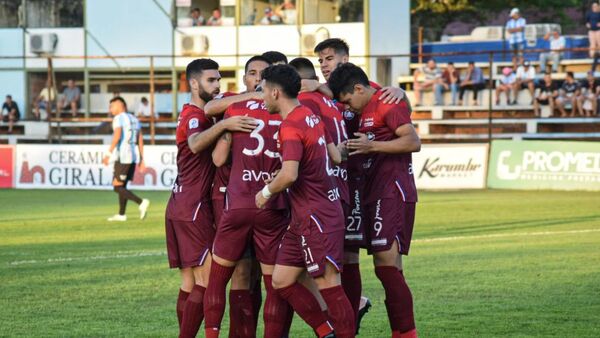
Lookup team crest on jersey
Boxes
[305,115,320,128]
[343,110,355,120]
[189,118,199,129]
[366,132,375,141]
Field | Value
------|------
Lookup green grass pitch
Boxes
[1,189,599,337]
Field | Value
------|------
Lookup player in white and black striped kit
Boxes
[102,96,150,221]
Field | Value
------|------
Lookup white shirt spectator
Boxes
[499,73,516,85]
[506,17,526,44]
[136,101,156,118]
[516,66,536,80]
[550,35,566,53]
[111,112,141,164]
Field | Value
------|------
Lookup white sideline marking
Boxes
[414,228,600,243]
[7,229,600,266]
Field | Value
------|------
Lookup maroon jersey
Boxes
[358,90,417,204]
[299,91,349,205]
[279,105,343,232]
[210,92,237,202]
[166,104,216,221]
[224,99,287,210]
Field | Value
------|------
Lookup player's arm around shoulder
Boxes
[187,113,257,154]
[204,91,262,117]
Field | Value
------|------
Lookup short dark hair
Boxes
[245,55,272,73]
[468,61,475,66]
[186,58,219,82]
[314,38,349,56]
[261,51,288,64]
[110,96,127,109]
[6,95,11,99]
[289,57,318,80]
[141,97,148,103]
[328,63,370,100]
[261,65,301,98]
[448,62,454,66]
[192,7,200,12]
[567,71,574,78]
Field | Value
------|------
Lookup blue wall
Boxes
[0,29,24,68]
[0,71,25,116]
[86,0,173,68]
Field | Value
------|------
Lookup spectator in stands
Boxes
[577,71,600,116]
[533,72,558,117]
[506,8,526,67]
[586,2,600,58]
[413,59,442,106]
[207,8,222,26]
[458,61,485,106]
[135,97,157,119]
[276,0,297,24]
[513,61,536,105]
[539,29,565,73]
[556,71,580,117]
[33,84,57,120]
[436,62,460,105]
[2,95,20,134]
[190,8,205,26]
[245,8,257,25]
[495,67,516,106]
[260,7,282,25]
[58,79,81,117]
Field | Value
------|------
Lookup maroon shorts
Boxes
[276,214,345,278]
[364,197,416,255]
[212,198,225,228]
[165,201,215,269]
[344,189,366,251]
[212,208,289,265]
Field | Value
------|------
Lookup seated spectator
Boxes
[2,95,20,134]
[245,8,257,25]
[33,85,57,120]
[513,61,536,105]
[135,97,157,119]
[276,0,297,24]
[577,71,600,116]
[458,61,485,106]
[533,72,558,117]
[539,29,565,73]
[207,8,222,26]
[436,62,460,105]
[495,67,516,105]
[260,7,282,25]
[58,79,81,117]
[413,59,442,106]
[190,8,205,26]
[556,71,580,117]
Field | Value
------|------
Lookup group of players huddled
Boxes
[165,38,420,338]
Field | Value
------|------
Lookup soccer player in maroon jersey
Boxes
[328,63,421,338]
[255,65,355,338]
[165,58,257,338]
[203,55,294,338]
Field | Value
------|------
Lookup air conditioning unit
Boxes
[301,27,330,55]
[30,33,58,54]
[181,34,209,56]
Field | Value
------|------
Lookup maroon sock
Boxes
[251,277,262,329]
[263,275,292,337]
[179,284,206,338]
[375,266,416,333]
[203,262,235,332]
[281,300,294,337]
[276,282,332,337]
[177,289,190,328]
[228,289,255,338]
[320,285,356,338]
[228,290,241,338]
[341,263,362,322]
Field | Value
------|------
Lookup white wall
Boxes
[24,29,85,69]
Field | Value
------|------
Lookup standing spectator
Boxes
[539,29,565,73]
[495,67,516,106]
[458,61,486,106]
[436,62,460,105]
[135,97,157,119]
[513,61,536,105]
[413,59,442,106]
[506,8,526,66]
[2,95,20,133]
[58,79,81,117]
[260,7,282,25]
[577,71,600,116]
[586,2,600,58]
[556,71,580,117]
[276,0,297,24]
[190,8,205,26]
[533,72,558,117]
[33,84,57,120]
[207,8,222,26]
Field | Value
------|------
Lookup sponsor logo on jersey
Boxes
[305,114,320,128]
